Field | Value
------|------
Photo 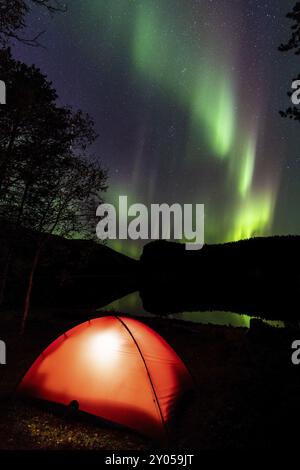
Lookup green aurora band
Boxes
[81,1,280,257]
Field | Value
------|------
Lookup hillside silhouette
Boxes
[139,236,300,323]
[0,223,138,312]
[3,232,300,324]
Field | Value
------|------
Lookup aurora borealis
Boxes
[13,0,300,257]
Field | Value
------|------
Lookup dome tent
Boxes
[18,316,193,439]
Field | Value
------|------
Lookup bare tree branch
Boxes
[0,0,66,47]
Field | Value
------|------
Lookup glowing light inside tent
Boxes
[87,330,121,365]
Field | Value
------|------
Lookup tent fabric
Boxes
[18,316,193,439]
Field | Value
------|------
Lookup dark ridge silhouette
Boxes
[3,231,300,323]
[0,223,138,311]
[139,237,300,322]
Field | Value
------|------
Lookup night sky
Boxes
[13,0,300,257]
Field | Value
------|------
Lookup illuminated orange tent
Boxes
[18,316,193,439]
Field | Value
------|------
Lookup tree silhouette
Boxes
[279,2,300,54]
[20,154,107,334]
[0,50,107,331]
[279,2,300,122]
[0,0,65,47]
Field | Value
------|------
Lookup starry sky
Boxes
[13,0,300,257]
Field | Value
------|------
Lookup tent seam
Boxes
[115,316,167,438]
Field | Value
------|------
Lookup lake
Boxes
[98,291,285,329]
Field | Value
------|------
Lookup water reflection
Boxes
[98,292,285,329]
